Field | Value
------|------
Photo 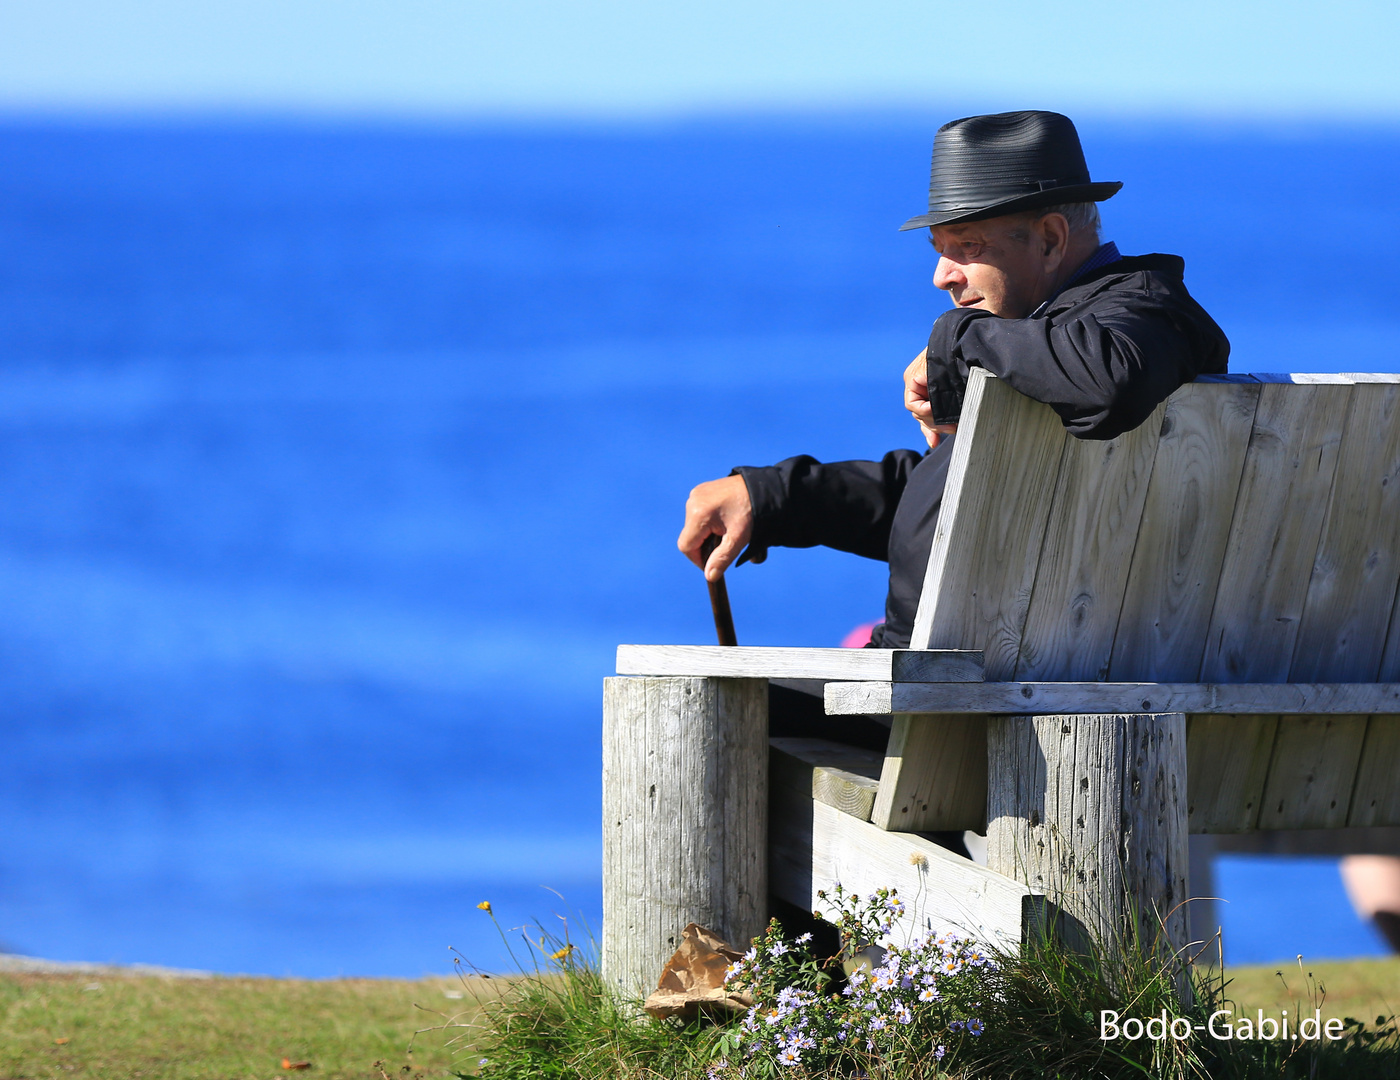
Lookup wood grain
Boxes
[1256,715,1369,830]
[824,680,1400,716]
[1184,714,1277,832]
[1347,717,1400,827]
[770,737,882,822]
[1289,384,1400,681]
[769,794,1032,949]
[910,370,1068,677]
[869,714,987,832]
[616,644,984,682]
[1109,382,1261,680]
[1014,401,1166,680]
[601,677,767,997]
[1199,383,1351,682]
[985,712,1189,964]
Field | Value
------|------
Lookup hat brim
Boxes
[899,180,1123,231]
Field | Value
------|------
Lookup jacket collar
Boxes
[1032,241,1121,317]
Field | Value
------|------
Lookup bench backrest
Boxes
[910,371,1400,684]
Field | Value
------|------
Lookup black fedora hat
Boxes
[900,110,1121,231]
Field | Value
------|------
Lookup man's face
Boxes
[929,215,1055,319]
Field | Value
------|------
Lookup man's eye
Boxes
[961,242,983,257]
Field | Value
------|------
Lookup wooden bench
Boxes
[601,370,1400,997]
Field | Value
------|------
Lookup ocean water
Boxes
[0,116,1397,976]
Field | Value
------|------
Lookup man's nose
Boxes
[932,256,964,292]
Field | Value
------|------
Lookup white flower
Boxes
[795,932,813,944]
[769,940,790,957]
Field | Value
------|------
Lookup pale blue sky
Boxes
[0,0,1396,117]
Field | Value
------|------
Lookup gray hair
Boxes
[1003,201,1101,244]
[1038,201,1101,240]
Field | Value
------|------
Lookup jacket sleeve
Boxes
[732,449,926,563]
[924,291,1207,441]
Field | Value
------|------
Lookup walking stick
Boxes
[699,535,738,646]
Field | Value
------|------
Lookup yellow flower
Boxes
[550,945,576,961]
[477,901,492,913]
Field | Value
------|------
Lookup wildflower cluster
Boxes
[711,885,994,1075]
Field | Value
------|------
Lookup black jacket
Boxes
[734,253,1230,648]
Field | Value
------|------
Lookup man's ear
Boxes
[1039,213,1071,267]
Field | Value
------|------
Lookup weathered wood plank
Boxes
[910,370,1068,677]
[1014,401,1165,680]
[616,644,984,682]
[602,677,767,997]
[1184,715,1277,832]
[1289,383,1400,681]
[1382,594,1400,684]
[769,794,1032,948]
[1349,717,1400,827]
[1257,715,1369,830]
[1339,373,1400,383]
[1199,383,1351,681]
[986,713,1188,963]
[770,737,882,822]
[869,714,987,832]
[1109,382,1261,680]
[824,680,1400,716]
[1214,825,1400,854]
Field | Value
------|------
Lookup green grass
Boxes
[1222,955,1400,1024]
[456,933,1400,1080]
[1,955,1397,1079]
[0,970,498,1080]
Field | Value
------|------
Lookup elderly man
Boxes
[677,110,1230,649]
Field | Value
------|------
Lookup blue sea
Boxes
[0,116,1397,977]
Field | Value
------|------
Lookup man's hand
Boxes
[678,475,761,582]
[903,347,958,448]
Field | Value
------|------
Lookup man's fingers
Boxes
[678,475,753,577]
[704,532,742,582]
[904,347,932,422]
[676,518,712,569]
[904,350,929,389]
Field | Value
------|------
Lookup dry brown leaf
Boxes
[643,923,752,1021]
